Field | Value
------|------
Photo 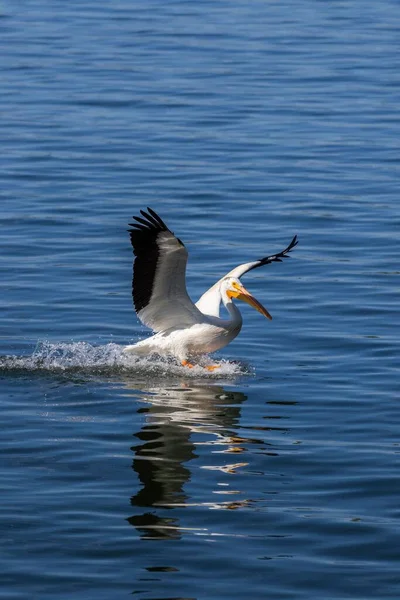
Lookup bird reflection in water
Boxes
[123,381,247,540]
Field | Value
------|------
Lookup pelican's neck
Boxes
[221,289,243,329]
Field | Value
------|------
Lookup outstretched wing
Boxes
[196,235,298,317]
[226,235,298,278]
[128,208,203,332]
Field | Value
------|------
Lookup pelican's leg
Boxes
[181,359,195,369]
[205,364,221,372]
[181,359,220,372]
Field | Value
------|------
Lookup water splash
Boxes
[0,341,246,379]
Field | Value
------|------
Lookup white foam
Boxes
[0,341,247,379]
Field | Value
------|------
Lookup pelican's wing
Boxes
[196,235,298,317]
[128,208,203,332]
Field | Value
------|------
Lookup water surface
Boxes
[1,1,399,599]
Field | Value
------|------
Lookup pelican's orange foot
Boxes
[181,360,220,372]
[181,360,195,369]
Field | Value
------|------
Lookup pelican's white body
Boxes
[124,279,244,361]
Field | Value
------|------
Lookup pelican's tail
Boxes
[123,340,152,355]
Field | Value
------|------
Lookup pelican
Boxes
[124,208,297,370]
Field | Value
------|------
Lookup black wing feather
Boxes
[132,215,154,227]
[248,235,298,273]
[147,207,169,229]
[128,208,174,313]
[139,209,162,229]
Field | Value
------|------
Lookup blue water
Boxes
[1,1,400,598]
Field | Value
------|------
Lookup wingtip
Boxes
[146,207,168,230]
[287,235,298,251]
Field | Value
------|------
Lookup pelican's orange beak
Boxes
[227,281,272,320]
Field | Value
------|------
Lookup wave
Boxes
[0,341,247,379]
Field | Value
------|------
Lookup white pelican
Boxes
[124,208,297,370]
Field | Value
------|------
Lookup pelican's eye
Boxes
[227,281,243,299]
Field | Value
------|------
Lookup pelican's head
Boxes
[222,277,272,320]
